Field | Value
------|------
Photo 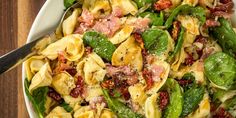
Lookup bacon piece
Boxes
[78,9,94,26]
[159,91,169,110]
[89,96,107,109]
[119,87,130,100]
[205,19,220,27]
[101,79,115,89]
[58,52,67,63]
[151,65,165,81]
[134,18,151,33]
[212,11,232,19]
[106,65,135,77]
[70,76,84,98]
[154,0,172,11]
[112,6,123,17]
[65,68,77,76]
[133,33,144,49]
[93,15,121,37]
[126,74,139,85]
[171,21,181,40]
[213,107,233,118]
[48,87,62,102]
[142,68,154,90]
[210,1,234,19]
[220,0,232,4]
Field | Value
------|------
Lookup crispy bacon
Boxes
[78,9,94,26]
[213,107,233,118]
[70,76,84,98]
[101,79,115,89]
[106,64,135,77]
[126,74,139,85]
[89,96,107,109]
[159,91,169,110]
[210,1,234,19]
[48,87,62,102]
[112,6,123,17]
[142,68,154,90]
[205,19,220,27]
[185,54,195,65]
[133,33,144,49]
[172,21,181,40]
[154,0,172,11]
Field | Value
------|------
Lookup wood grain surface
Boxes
[0,0,46,117]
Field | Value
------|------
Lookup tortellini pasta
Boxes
[46,106,72,118]
[77,53,106,85]
[144,93,161,118]
[177,15,200,36]
[147,59,170,95]
[100,109,117,118]
[25,56,48,81]
[29,63,52,93]
[109,25,133,44]
[45,96,57,114]
[109,0,138,15]
[41,34,84,61]
[63,95,82,108]
[112,36,143,71]
[52,72,76,95]
[128,83,147,106]
[182,0,199,6]
[74,106,95,118]
[63,8,81,36]
[187,93,210,118]
[85,85,103,101]
[190,60,205,84]
[83,0,111,18]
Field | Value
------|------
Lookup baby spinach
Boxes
[181,85,205,116]
[83,31,116,61]
[165,4,206,28]
[64,0,76,8]
[60,101,73,112]
[210,18,236,56]
[139,11,164,26]
[204,52,236,90]
[163,78,183,118]
[142,28,168,56]
[24,79,49,118]
[133,0,155,8]
[168,26,185,60]
[102,89,144,118]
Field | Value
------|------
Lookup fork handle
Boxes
[0,38,41,74]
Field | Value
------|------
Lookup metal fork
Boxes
[0,2,82,74]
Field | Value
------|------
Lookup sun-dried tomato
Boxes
[159,91,169,110]
[172,21,181,41]
[133,33,144,49]
[70,76,84,98]
[142,68,154,90]
[213,107,233,118]
[48,87,62,102]
[119,87,130,100]
[185,54,194,66]
[65,68,77,76]
[154,0,172,11]
[177,79,193,86]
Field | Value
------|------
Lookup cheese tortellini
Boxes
[109,0,138,15]
[100,109,117,118]
[77,53,106,85]
[109,25,133,44]
[25,56,48,81]
[74,106,95,118]
[128,83,147,106]
[144,93,161,118]
[63,8,81,36]
[52,72,76,95]
[112,36,143,71]
[41,34,84,61]
[83,0,111,18]
[29,63,52,93]
[46,106,72,118]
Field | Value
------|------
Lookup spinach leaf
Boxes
[83,31,116,61]
[181,73,196,91]
[133,0,155,8]
[142,28,169,56]
[204,52,236,90]
[64,0,76,8]
[165,5,206,28]
[102,89,144,118]
[139,11,164,26]
[181,85,205,116]
[168,26,185,60]
[60,101,73,112]
[24,79,48,118]
[163,78,183,118]
[210,18,236,56]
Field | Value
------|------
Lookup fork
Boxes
[0,2,82,74]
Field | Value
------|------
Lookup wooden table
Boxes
[0,0,46,117]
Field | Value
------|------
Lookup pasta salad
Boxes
[25,0,236,118]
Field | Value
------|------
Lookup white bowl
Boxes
[22,0,236,118]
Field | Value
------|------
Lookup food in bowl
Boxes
[24,0,236,117]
